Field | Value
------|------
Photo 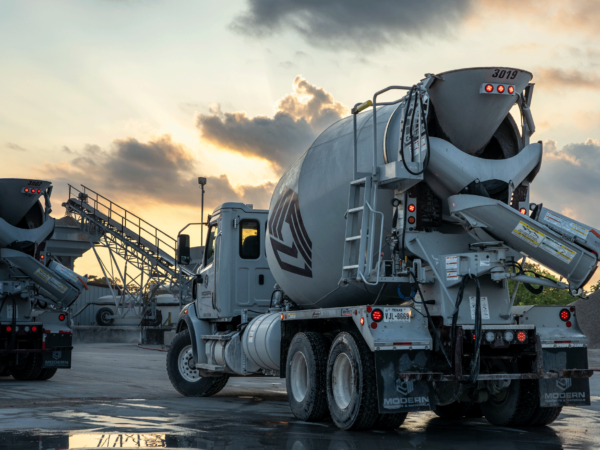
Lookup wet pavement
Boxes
[0,344,598,449]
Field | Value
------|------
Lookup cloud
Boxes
[278,61,296,69]
[5,142,26,152]
[231,0,472,52]
[196,76,348,173]
[41,135,274,212]
[535,68,600,90]
[532,139,600,227]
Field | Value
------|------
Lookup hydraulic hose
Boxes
[399,86,431,176]
[409,270,452,368]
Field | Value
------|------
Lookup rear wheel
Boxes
[526,406,562,426]
[286,332,330,422]
[95,307,114,326]
[481,378,537,427]
[9,353,44,381]
[166,329,229,397]
[37,368,58,380]
[326,332,379,431]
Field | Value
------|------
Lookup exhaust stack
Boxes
[428,67,533,155]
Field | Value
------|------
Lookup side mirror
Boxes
[177,234,191,265]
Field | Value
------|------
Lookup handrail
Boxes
[69,184,177,256]
[360,201,385,286]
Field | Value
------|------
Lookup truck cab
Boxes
[196,203,276,320]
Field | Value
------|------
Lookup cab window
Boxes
[204,224,217,266]
[240,220,260,259]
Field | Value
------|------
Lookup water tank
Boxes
[265,67,532,308]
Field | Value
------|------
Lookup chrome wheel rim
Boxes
[290,351,309,402]
[332,353,354,410]
[178,345,200,382]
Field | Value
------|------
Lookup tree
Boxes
[508,263,599,306]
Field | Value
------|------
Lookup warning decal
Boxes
[446,270,458,281]
[469,296,490,320]
[512,221,545,247]
[539,236,576,264]
[543,211,590,239]
[34,268,51,283]
[512,221,576,264]
[445,256,458,270]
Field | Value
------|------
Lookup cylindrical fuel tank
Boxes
[242,312,281,371]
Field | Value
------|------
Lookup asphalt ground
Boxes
[0,344,598,450]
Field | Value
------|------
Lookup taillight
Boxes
[408,217,416,224]
[517,331,527,342]
[58,314,66,321]
[371,309,383,322]
[32,326,37,332]
[408,204,416,212]
[559,309,571,322]
[6,326,12,332]
[520,208,527,215]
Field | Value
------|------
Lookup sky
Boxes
[1,0,600,286]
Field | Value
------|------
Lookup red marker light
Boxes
[508,86,515,94]
[485,84,493,92]
[559,309,571,322]
[566,321,572,328]
[37,189,41,194]
[366,306,373,313]
[371,309,383,322]
[32,326,37,332]
[24,188,29,193]
[40,254,44,260]
[371,322,378,329]
[408,204,416,212]
[6,326,11,332]
[360,317,365,326]
[58,314,66,321]
[517,331,527,342]
[408,217,416,224]
[497,85,505,93]
[520,208,527,215]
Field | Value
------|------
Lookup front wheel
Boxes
[166,329,229,397]
[95,307,114,326]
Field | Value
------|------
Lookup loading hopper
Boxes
[0,178,51,226]
[428,67,533,155]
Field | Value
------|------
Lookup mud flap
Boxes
[375,350,434,413]
[539,348,590,407]
[42,333,72,369]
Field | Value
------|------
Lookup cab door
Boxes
[197,220,219,319]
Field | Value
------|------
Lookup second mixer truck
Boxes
[167,67,597,431]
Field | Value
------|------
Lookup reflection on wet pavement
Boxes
[1,411,599,450]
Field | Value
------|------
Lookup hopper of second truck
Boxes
[167,67,598,431]
[0,179,88,380]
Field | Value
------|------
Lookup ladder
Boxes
[341,85,428,285]
[63,185,195,321]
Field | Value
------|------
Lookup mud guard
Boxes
[375,350,434,413]
[539,347,590,407]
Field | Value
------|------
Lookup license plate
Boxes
[384,307,411,323]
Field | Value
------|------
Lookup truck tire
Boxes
[433,401,471,419]
[481,379,537,427]
[286,332,330,422]
[9,353,44,381]
[326,332,379,431]
[166,329,229,397]
[526,406,562,426]
[372,412,408,430]
[37,368,58,380]
[96,307,114,326]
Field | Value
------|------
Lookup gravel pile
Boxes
[572,290,600,349]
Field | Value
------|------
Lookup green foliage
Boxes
[508,263,598,307]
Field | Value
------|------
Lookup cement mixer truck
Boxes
[0,179,87,380]
[167,67,597,431]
